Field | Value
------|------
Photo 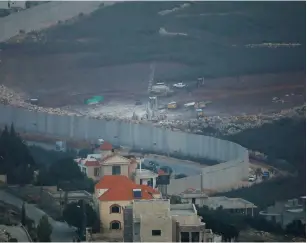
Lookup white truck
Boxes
[173,82,186,88]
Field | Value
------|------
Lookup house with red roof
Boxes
[74,152,138,182]
[94,140,114,156]
[75,154,101,181]
[94,175,161,234]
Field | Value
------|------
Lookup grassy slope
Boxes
[2,1,305,80]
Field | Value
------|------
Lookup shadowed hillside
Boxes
[1,1,305,80]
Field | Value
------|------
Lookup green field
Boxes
[3,1,306,80]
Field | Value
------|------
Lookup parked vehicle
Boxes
[248,175,256,182]
[173,82,186,88]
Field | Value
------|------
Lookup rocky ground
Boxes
[0,82,305,136]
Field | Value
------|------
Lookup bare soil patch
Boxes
[0,48,305,116]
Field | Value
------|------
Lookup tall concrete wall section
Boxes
[0,105,249,192]
[0,1,115,43]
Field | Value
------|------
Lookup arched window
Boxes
[110,204,121,214]
[110,220,121,230]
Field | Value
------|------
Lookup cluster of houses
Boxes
[73,141,222,241]
[72,140,261,242]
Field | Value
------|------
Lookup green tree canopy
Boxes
[159,166,173,175]
[21,201,26,226]
[48,158,84,183]
[36,215,53,242]
[63,200,100,233]
[0,124,36,184]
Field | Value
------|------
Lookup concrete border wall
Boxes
[0,105,249,192]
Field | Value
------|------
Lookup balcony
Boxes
[134,169,158,179]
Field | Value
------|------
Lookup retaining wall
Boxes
[0,105,249,192]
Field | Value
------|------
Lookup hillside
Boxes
[219,118,306,208]
[0,1,305,110]
[1,1,305,79]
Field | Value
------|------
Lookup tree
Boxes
[159,166,173,175]
[48,158,84,183]
[78,148,94,158]
[21,201,26,226]
[0,124,36,184]
[197,206,243,241]
[286,220,306,237]
[63,200,100,234]
[36,215,53,242]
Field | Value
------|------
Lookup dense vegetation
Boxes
[0,124,94,192]
[1,2,305,80]
[226,118,305,173]
[0,125,36,184]
[197,206,306,241]
[217,118,306,209]
[63,200,100,239]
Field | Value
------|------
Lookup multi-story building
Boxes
[123,199,220,242]
[74,151,138,181]
[94,175,161,237]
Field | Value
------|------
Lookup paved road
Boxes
[0,1,116,43]
[0,225,31,242]
[0,190,75,242]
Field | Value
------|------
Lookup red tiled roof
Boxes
[95,175,160,201]
[99,141,113,151]
[84,160,100,167]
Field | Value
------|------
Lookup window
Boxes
[110,221,121,230]
[152,230,161,236]
[112,165,121,175]
[94,168,100,177]
[192,232,200,242]
[110,204,121,214]
[181,232,190,242]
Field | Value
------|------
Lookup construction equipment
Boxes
[151,83,172,96]
[184,102,195,109]
[147,64,173,96]
[167,101,177,109]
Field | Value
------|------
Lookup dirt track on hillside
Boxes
[0,49,305,115]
